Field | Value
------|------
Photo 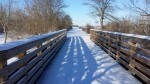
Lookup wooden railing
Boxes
[0,29,67,84]
[90,29,150,83]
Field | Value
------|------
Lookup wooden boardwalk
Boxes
[37,28,141,84]
[1,27,149,84]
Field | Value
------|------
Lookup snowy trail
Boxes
[37,27,141,84]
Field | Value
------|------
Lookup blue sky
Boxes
[64,0,132,26]
[64,0,100,26]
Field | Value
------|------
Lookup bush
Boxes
[85,24,93,33]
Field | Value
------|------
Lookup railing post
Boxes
[96,31,99,46]
[17,53,26,59]
[107,33,111,56]
[95,31,98,45]
[95,31,96,42]
[47,40,51,49]
[93,31,96,43]
[90,30,92,40]
[116,34,121,62]
[101,32,105,49]
[129,45,136,75]
[17,52,27,67]
[0,57,8,83]
[37,44,42,56]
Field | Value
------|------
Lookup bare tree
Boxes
[125,0,150,35]
[84,0,116,29]
[0,0,72,43]
[23,0,69,34]
[127,0,150,15]
[0,0,13,43]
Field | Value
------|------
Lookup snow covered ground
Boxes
[0,33,12,44]
[0,33,5,44]
[37,27,141,84]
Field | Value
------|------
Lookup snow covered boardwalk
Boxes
[37,27,141,84]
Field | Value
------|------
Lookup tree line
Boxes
[0,0,72,43]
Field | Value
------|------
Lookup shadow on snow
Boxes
[37,37,119,84]
[37,33,140,84]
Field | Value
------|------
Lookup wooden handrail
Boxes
[90,29,150,83]
[0,29,67,84]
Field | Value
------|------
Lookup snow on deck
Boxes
[37,27,141,84]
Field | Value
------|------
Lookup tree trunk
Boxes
[4,26,7,43]
[100,17,104,30]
